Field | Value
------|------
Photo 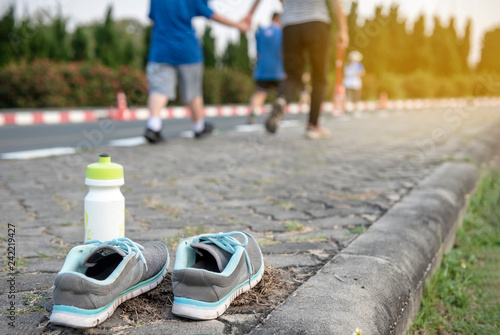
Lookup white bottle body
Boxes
[84,178,125,242]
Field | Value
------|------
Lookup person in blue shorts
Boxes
[248,12,285,125]
[144,0,250,143]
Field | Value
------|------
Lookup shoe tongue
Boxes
[190,242,233,272]
[83,245,127,267]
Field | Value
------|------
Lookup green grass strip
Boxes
[409,169,500,334]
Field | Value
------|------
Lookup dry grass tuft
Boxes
[230,265,292,313]
[120,275,173,324]
[120,264,292,323]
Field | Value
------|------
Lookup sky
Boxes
[3,0,500,65]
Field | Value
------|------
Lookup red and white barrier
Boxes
[1,97,499,127]
[0,109,109,126]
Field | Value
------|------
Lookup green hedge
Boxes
[203,67,253,105]
[1,59,498,108]
[0,60,254,108]
[0,59,149,108]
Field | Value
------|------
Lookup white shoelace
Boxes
[196,232,253,282]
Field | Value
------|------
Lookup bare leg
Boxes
[250,90,268,110]
[148,92,168,121]
[145,92,168,143]
[249,90,268,124]
[188,95,215,138]
[188,96,204,123]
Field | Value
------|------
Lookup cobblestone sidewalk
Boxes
[1,106,499,334]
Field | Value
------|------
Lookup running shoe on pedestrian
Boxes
[50,238,169,328]
[306,123,331,139]
[172,231,264,320]
[144,128,165,144]
[265,97,286,133]
[194,121,215,139]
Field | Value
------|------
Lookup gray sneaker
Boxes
[265,97,286,133]
[50,238,169,328]
[172,231,264,320]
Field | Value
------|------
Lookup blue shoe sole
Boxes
[172,262,264,320]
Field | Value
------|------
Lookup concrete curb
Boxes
[250,126,500,334]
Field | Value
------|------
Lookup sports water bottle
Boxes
[84,154,125,242]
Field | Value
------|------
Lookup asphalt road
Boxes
[0,114,306,155]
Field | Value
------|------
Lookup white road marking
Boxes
[235,124,263,132]
[108,137,146,147]
[0,122,301,159]
[179,131,194,138]
[281,120,301,128]
[0,147,76,160]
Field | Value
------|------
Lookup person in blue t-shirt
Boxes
[248,13,285,124]
[144,0,251,143]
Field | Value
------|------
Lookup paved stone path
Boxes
[1,105,499,334]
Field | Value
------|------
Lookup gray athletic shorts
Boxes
[146,62,203,102]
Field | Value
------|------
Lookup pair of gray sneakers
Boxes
[50,232,263,328]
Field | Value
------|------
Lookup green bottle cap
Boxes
[86,154,124,180]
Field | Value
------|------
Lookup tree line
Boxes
[1,2,500,107]
[0,5,252,73]
[335,3,500,98]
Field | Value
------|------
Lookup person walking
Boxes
[248,12,285,125]
[343,50,365,111]
[144,0,249,143]
[249,0,349,139]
